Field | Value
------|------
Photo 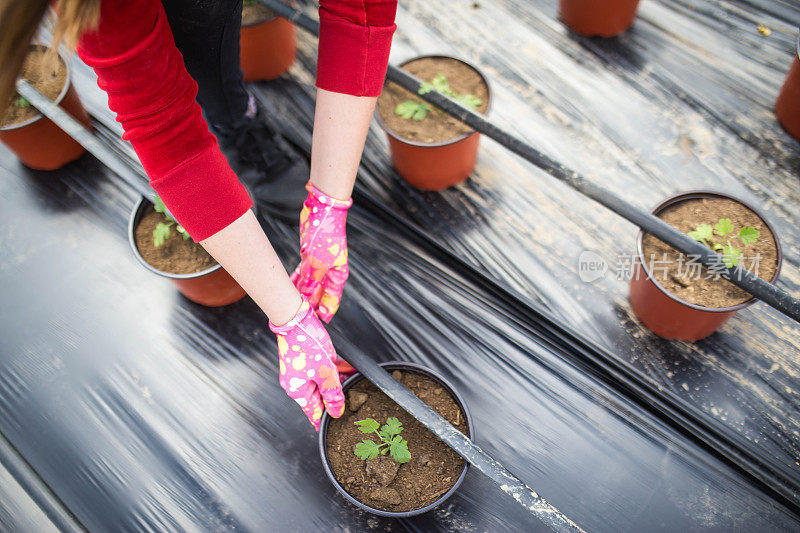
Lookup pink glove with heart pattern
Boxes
[269,297,345,431]
[290,181,352,323]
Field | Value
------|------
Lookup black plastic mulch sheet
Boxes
[2,0,799,531]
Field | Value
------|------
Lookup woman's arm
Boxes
[200,210,301,325]
[308,88,377,200]
[311,0,398,198]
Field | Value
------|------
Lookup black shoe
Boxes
[211,105,309,219]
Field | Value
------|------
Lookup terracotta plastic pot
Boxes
[0,48,91,170]
[376,55,491,191]
[559,0,641,38]
[629,191,782,341]
[129,197,249,307]
[240,14,296,82]
[319,361,473,518]
[775,32,800,142]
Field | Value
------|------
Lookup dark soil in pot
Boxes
[242,1,273,25]
[1,45,66,127]
[376,57,489,144]
[133,204,216,275]
[642,196,779,308]
[326,369,469,513]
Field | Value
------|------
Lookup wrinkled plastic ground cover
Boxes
[2,0,800,531]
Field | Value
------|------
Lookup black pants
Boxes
[160,0,249,128]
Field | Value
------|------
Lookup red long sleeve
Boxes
[77,0,252,241]
[76,0,397,241]
[316,0,398,97]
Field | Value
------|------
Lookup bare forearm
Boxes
[200,209,301,325]
[309,88,377,200]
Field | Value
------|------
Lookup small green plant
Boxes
[687,218,760,268]
[243,0,259,6]
[152,195,190,248]
[353,417,411,464]
[394,73,482,121]
[13,95,30,108]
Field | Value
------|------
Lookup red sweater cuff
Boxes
[316,13,396,97]
[149,145,253,241]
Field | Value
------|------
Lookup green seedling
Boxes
[152,194,190,248]
[394,73,482,121]
[353,417,411,464]
[243,0,260,6]
[687,217,760,268]
[14,95,30,108]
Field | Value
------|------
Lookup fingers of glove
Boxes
[317,264,349,322]
[315,362,345,418]
[280,374,326,431]
[333,356,357,381]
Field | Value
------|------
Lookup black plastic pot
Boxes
[318,361,473,517]
[128,185,257,307]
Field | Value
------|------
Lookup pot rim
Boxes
[240,3,279,28]
[1,44,72,132]
[635,190,783,313]
[128,183,257,280]
[318,361,474,518]
[129,196,223,280]
[375,54,492,148]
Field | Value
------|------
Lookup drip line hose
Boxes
[257,0,800,325]
[16,81,152,201]
[16,82,583,531]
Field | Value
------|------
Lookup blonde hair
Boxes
[0,0,100,113]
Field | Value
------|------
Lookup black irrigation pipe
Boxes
[17,82,582,532]
[259,0,800,326]
[17,81,152,200]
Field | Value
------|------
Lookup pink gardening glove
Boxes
[269,297,346,431]
[290,181,352,323]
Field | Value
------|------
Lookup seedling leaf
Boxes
[379,417,403,440]
[739,226,760,245]
[353,416,410,464]
[687,223,713,242]
[721,244,742,268]
[456,93,482,109]
[714,218,734,237]
[153,222,171,248]
[395,100,429,121]
[389,439,411,463]
[355,418,380,434]
[354,440,381,460]
[14,95,29,107]
[431,74,451,93]
[418,82,434,95]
